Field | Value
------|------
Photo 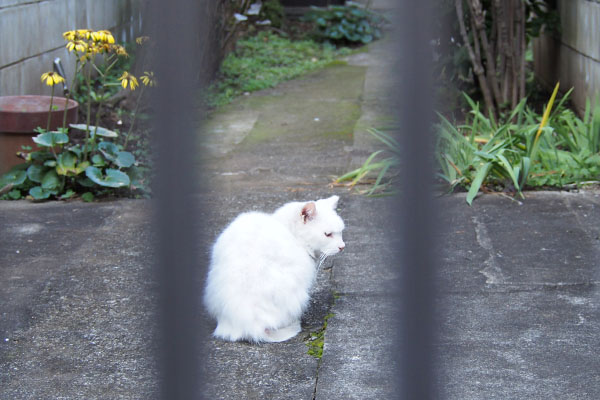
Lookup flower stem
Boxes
[47,85,55,132]
[124,86,145,149]
[84,65,92,162]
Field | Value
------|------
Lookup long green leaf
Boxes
[466,162,492,205]
[336,150,383,183]
[495,153,520,192]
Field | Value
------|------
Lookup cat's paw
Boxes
[263,321,301,343]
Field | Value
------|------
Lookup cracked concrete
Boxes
[472,215,508,285]
[436,192,600,400]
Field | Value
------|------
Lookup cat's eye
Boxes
[324,232,333,238]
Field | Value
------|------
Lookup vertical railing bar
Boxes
[393,1,438,399]
[150,0,208,399]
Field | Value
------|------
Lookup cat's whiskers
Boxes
[316,253,329,273]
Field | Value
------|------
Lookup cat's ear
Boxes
[301,202,317,223]
[326,195,339,209]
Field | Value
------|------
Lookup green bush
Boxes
[260,0,285,28]
[0,125,146,201]
[303,2,385,45]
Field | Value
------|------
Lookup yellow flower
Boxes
[90,31,101,42]
[66,39,88,53]
[40,71,65,86]
[76,29,92,39]
[92,30,115,44]
[135,36,150,45]
[140,71,156,87]
[63,30,76,41]
[113,44,129,57]
[118,72,139,90]
[92,43,111,54]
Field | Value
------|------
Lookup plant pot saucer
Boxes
[0,95,78,174]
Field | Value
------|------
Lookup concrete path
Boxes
[2,28,600,400]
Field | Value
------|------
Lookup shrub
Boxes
[303,2,385,45]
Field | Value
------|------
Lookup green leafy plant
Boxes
[303,2,385,45]
[437,83,600,204]
[0,29,153,201]
[335,127,400,196]
[207,31,351,106]
[260,0,285,28]
[0,124,146,201]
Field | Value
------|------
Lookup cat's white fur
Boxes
[204,195,345,343]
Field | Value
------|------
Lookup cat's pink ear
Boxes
[301,202,317,223]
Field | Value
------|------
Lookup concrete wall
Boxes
[0,0,145,96]
[534,0,600,114]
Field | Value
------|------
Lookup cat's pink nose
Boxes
[338,244,345,252]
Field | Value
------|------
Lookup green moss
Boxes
[325,59,349,67]
[306,312,335,359]
[230,63,366,145]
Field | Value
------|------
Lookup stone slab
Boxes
[315,294,398,400]
[434,191,600,399]
[0,200,159,399]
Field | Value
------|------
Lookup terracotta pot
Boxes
[0,95,78,174]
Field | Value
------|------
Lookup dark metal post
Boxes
[393,1,437,399]
[150,0,207,399]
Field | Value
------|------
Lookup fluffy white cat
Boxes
[204,195,345,343]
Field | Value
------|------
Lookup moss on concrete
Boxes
[306,312,335,359]
[239,63,366,146]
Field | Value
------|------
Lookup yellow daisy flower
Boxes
[76,29,92,39]
[63,30,76,41]
[92,30,115,44]
[140,71,156,87]
[40,71,65,86]
[66,39,88,53]
[118,72,139,90]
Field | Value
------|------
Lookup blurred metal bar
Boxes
[53,58,69,96]
[393,1,437,399]
[149,0,206,399]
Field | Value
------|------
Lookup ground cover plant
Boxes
[0,29,154,201]
[302,1,385,45]
[436,84,600,204]
[206,30,351,106]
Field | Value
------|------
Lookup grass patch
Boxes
[207,31,351,107]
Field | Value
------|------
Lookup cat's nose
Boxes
[338,244,345,252]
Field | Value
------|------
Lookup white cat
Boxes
[204,195,345,343]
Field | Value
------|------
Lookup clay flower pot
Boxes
[0,95,78,174]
